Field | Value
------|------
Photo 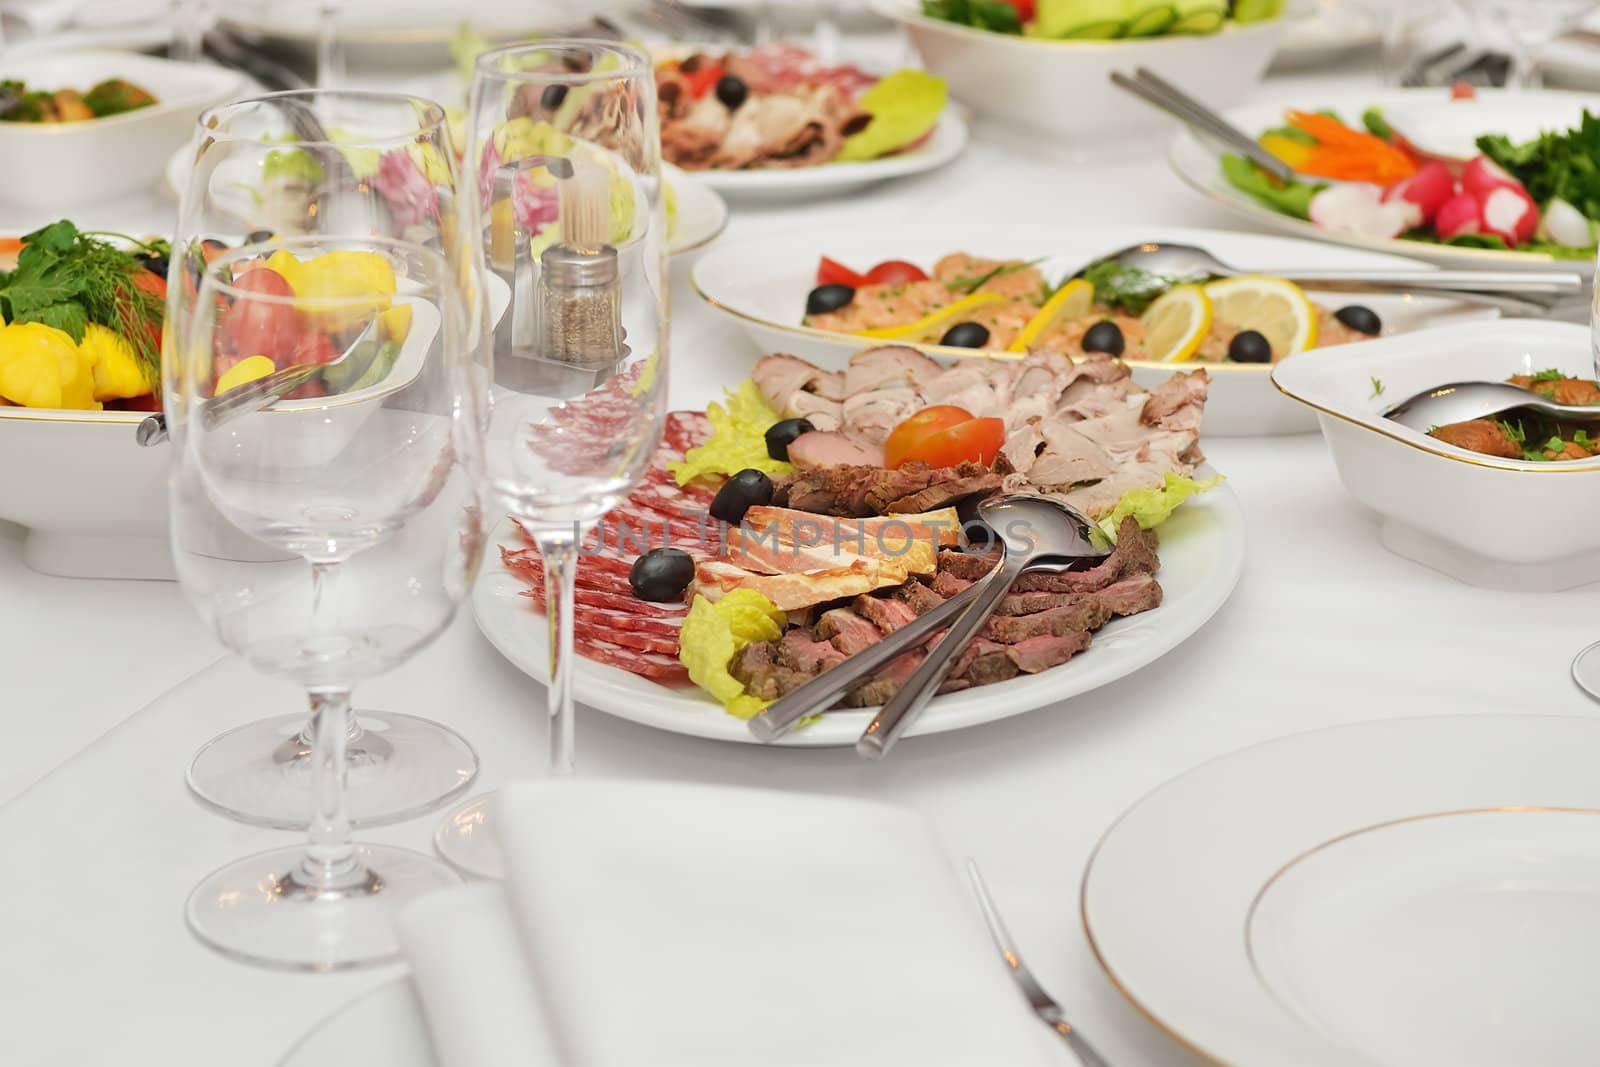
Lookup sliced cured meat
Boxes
[577,636,690,685]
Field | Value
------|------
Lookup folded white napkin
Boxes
[401,780,1059,1067]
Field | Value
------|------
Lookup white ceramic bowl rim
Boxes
[868,0,1296,50]
[0,50,245,135]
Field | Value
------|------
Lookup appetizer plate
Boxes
[0,50,244,208]
[162,150,729,258]
[1084,713,1600,1067]
[472,478,1244,748]
[871,0,1285,141]
[1273,318,1600,592]
[1169,87,1600,273]
[279,978,442,1067]
[692,222,1491,436]
[684,110,968,201]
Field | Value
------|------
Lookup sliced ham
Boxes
[786,430,885,469]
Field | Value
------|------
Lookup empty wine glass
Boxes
[1457,0,1596,87]
[170,91,487,832]
[169,228,486,970]
[434,40,668,879]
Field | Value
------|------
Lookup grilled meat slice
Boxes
[1005,631,1092,674]
[816,607,882,656]
[853,594,918,634]
[883,470,1003,514]
[983,600,1111,644]
[777,629,846,675]
[844,649,926,707]
[730,642,807,700]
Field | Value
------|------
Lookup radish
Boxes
[1462,156,1522,199]
[1435,191,1483,240]
[1382,161,1454,224]
[1309,182,1419,240]
[1480,185,1539,246]
[1538,197,1596,247]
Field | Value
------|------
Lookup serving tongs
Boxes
[1110,66,1295,182]
[137,320,381,446]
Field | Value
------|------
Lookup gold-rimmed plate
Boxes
[1082,714,1600,1067]
[691,222,1493,437]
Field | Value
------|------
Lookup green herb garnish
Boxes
[1497,418,1526,444]
[947,257,1045,294]
[1082,261,1185,315]
[1479,110,1600,224]
[1370,377,1385,398]
[1532,368,1565,381]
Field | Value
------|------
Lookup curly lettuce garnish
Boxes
[1098,471,1225,540]
[678,590,786,720]
[668,380,794,485]
[837,71,947,164]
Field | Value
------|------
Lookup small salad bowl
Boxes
[1273,318,1600,592]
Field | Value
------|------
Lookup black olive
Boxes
[765,417,815,461]
[1334,304,1382,336]
[1228,329,1273,364]
[715,74,748,110]
[710,468,774,524]
[139,253,169,277]
[806,284,855,316]
[629,547,696,602]
[1082,320,1125,356]
[541,84,568,111]
[245,229,274,245]
[940,321,991,348]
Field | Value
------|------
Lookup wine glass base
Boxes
[185,843,460,971]
[1573,641,1600,702]
[187,711,478,831]
[434,791,506,881]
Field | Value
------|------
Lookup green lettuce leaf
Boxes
[836,70,947,163]
[1220,154,1323,220]
[1478,111,1600,222]
[1098,471,1225,540]
[668,380,795,485]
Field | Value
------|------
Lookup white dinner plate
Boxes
[691,222,1491,436]
[471,475,1244,748]
[163,148,727,258]
[684,110,968,202]
[279,978,442,1067]
[1083,713,1600,1067]
[1168,87,1600,273]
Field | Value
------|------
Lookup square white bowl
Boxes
[0,50,245,207]
[1272,319,1600,592]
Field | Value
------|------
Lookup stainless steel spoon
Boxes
[1074,241,1583,314]
[857,495,1108,760]
[1384,380,1600,433]
[746,496,1108,744]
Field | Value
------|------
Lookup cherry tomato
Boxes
[282,332,339,399]
[682,62,725,100]
[884,405,976,469]
[864,260,930,286]
[900,417,1005,470]
[1450,81,1476,100]
[220,268,301,362]
[817,256,868,288]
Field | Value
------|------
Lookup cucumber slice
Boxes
[1230,0,1283,22]
[1170,0,1224,33]
[1035,0,1128,38]
[1123,3,1177,35]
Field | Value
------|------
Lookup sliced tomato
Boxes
[220,268,301,361]
[817,256,868,288]
[884,405,976,469]
[282,332,339,399]
[898,417,1005,470]
[683,62,725,100]
[1450,81,1477,100]
[864,259,930,285]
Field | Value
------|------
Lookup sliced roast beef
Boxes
[816,607,881,656]
[895,579,945,615]
[931,571,973,598]
[853,594,918,634]
[937,550,999,582]
[844,650,925,707]
[777,629,846,674]
[984,600,1110,644]
[731,642,807,700]
[1005,632,1092,674]
[1093,573,1164,616]
[883,470,1003,514]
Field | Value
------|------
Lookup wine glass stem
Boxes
[316,1,343,90]
[293,560,363,891]
[537,531,579,777]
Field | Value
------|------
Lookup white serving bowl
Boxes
[0,50,244,208]
[1273,319,1600,592]
[869,0,1286,141]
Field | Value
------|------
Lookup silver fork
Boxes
[967,860,1112,1067]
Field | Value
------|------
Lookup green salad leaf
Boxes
[1431,231,1596,259]
[1098,472,1226,540]
[836,70,948,163]
[1361,107,1393,141]
[921,0,1024,33]
[668,380,794,486]
[1478,111,1600,222]
[1220,154,1324,220]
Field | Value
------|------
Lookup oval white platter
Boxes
[691,221,1493,436]
[1083,713,1600,1067]
[471,477,1244,748]
[1168,87,1600,274]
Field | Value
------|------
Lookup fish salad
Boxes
[804,252,1380,364]
[1429,370,1600,462]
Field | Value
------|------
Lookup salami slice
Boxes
[577,636,691,685]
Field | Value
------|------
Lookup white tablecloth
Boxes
[1,57,1594,1067]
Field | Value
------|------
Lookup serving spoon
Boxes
[1075,242,1584,313]
[747,495,1109,745]
[1384,380,1600,433]
[858,495,1109,760]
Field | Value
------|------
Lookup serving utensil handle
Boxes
[1276,270,1582,294]
[1109,68,1294,183]
[857,557,1024,760]
[746,579,986,743]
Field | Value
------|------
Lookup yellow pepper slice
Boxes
[0,322,99,410]
[1008,278,1095,353]
[857,292,1006,342]
[1258,133,1314,170]
[81,324,150,402]
[294,251,396,333]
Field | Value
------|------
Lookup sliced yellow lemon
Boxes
[857,292,1006,342]
[1008,278,1095,353]
[1140,285,1213,363]
[1203,275,1317,359]
[217,355,277,395]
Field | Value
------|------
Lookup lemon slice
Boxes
[216,355,277,395]
[857,292,1006,342]
[1140,285,1213,363]
[1008,278,1094,352]
[1203,275,1318,359]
